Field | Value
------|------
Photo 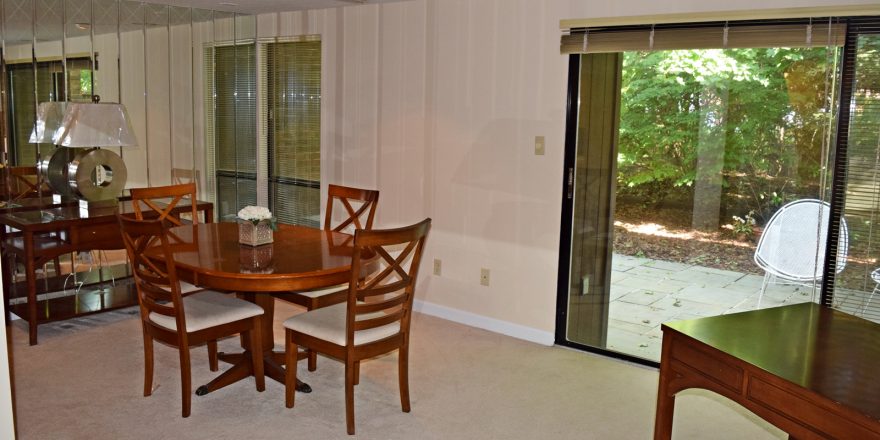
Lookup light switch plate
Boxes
[535,136,545,156]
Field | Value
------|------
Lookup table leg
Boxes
[24,232,38,346]
[654,333,675,440]
[1,229,11,325]
[195,293,311,396]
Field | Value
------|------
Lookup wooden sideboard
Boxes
[655,302,880,439]
[0,199,213,345]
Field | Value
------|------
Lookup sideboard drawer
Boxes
[74,222,123,248]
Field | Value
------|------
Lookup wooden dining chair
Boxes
[1,166,62,283]
[284,218,431,435]
[3,166,48,201]
[130,182,224,368]
[117,214,265,418]
[130,182,200,226]
[280,184,380,371]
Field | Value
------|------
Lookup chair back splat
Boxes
[346,219,431,348]
[130,182,199,226]
[325,184,379,233]
[118,216,185,330]
[753,199,849,306]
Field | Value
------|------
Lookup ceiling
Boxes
[150,0,409,14]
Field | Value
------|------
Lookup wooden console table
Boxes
[654,302,880,439]
[0,199,213,345]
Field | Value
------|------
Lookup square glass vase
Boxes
[238,220,274,246]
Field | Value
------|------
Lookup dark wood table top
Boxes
[663,302,880,422]
[0,196,72,212]
[0,198,212,232]
[164,222,357,292]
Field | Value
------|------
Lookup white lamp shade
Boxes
[28,101,68,143]
[53,102,138,148]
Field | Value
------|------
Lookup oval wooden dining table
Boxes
[159,222,358,395]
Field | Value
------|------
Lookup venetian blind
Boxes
[561,22,846,54]
[262,37,322,227]
[827,18,880,320]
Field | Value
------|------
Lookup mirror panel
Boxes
[144,2,169,186]
[118,0,146,187]
[5,0,37,165]
[0,0,252,195]
[169,5,194,186]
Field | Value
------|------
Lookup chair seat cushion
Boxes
[175,281,204,294]
[150,290,263,333]
[295,284,348,298]
[283,303,399,346]
[157,281,204,296]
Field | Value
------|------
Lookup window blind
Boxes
[561,23,846,54]
[262,37,322,227]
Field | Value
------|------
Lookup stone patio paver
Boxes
[605,253,843,363]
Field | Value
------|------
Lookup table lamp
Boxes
[33,97,138,209]
[32,102,76,199]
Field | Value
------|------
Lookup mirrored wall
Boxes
[0,0,255,200]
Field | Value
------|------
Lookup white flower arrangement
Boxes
[237,205,277,230]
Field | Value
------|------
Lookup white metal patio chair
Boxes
[753,199,848,307]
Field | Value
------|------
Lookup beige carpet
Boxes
[8,301,785,439]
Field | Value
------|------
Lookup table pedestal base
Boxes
[195,349,311,395]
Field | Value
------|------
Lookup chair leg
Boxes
[757,272,771,309]
[308,350,317,372]
[143,331,154,397]
[207,340,219,372]
[249,318,265,392]
[285,331,297,408]
[345,359,356,435]
[862,285,880,316]
[353,361,360,386]
[399,345,411,413]
[179,346,192,418]
[307,304,318,372]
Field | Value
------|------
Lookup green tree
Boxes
[618,47,836,222]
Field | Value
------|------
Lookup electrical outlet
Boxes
[433,258,442,276]
[581,274,590,295]
[480,268,490,286]
[534,135,545,156]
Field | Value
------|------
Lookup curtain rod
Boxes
[560,5,880,30]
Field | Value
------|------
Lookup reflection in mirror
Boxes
[119,0,147,188]
[64,0,94,104]
[145,2,170,186]
[93,0,121,158]
[170,5,194,185]
[0,0,253,203]
[5,0,38,166]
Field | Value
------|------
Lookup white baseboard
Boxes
[413,299,554,346]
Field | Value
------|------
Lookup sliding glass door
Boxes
[558,20,844,363]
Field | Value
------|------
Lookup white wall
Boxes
[0,262,15,439]
[255,0,878,345]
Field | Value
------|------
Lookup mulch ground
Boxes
[612,203,763,275]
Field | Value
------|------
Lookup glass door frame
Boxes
[555,54,655,367]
